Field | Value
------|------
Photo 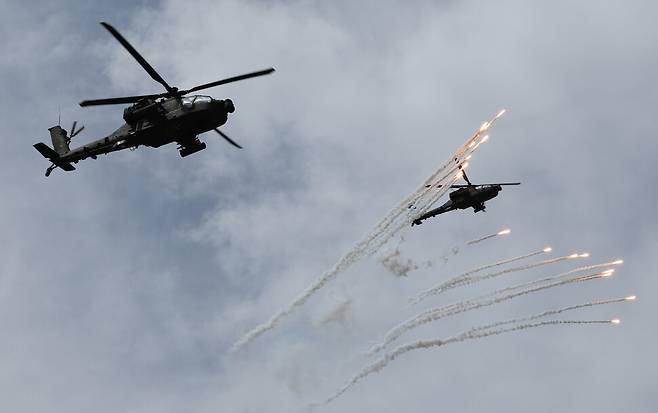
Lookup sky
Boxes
[1,1,656,412]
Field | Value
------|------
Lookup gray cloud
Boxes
[1,1,656,412]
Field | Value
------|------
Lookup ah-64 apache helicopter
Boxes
[34,22,275,177]
[412,166,520,226]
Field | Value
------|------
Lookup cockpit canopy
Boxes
[182,95,212,109]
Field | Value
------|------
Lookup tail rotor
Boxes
[67,121,85,144]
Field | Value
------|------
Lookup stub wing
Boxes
[412,200,455,226]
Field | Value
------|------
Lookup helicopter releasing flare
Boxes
[412,167,520,226]
[234,109,514,350]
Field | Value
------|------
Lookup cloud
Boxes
[1,0,656,412]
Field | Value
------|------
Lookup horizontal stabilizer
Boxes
[34,142,60,159]
[33,143,76,171]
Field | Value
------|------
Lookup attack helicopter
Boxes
[412,167,519,226]
[34,22,275,177]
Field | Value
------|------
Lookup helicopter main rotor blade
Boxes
[426,182,521,188]
[100,22,177,96]
[181,68,275,95]
[213,128,243,149]
[79,93,165,107]
[461,168,473,186]
[448,183,521,188]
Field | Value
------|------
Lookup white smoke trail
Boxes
[467,296,634,334]
[365,168,462,255]
[318,317,615,406]
[370,270,610,353]
[232,110,507,351]
[487,259,624,299]
[413,252,587,304]
[378,268,618,353]
[466,228,512,246]
[410,246,553,304]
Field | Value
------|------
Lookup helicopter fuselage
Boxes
[34,22,274,176]
[448,185,502,210]
[412,185,505,226]
[61,95,234,163]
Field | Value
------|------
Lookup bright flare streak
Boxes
[480,135,490,144]
[455,171,464,179]
[465,154,472,160]
[384,270,607,352]
[461,162,470,169]
[495,109,506,119]
[625,295,637,301]
[611,319,621,324]
[468,141,476,148]
[497,229,511,236]
[613,259,624,265]
[543,247,553,253]
[413,253,586,304]
[479,122,490,132]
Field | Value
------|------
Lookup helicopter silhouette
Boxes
[412,167,520,226]
[34,22,275,177]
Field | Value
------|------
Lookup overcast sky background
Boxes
[1,1,656,412]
